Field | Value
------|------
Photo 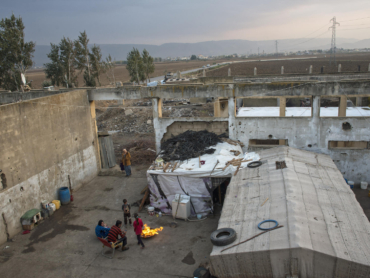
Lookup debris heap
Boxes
[160,130,228,162]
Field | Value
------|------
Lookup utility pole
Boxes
[275,40,278,55]
[258,47,260,56]
[329,16,340,65]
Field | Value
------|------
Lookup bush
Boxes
[42,80,52,88]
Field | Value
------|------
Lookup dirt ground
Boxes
[206,53,370,76]
[0,166,221,278]
[26,58,239,89]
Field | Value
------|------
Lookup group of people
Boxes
[95,199,145,251]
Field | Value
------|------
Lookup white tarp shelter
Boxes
[210,146,370,278]
[146,142,259,215]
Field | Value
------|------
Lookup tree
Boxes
[59,37,77,87]
[190,55,197,60]
[0,14,35,91]
[142,49,155,83]
[75,31,94,86]
[104,54,116,84]
[44,43,63,86]
[89,44,104,86]
[126,48,144,84]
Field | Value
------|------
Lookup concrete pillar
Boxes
[214,98,228,117]
[228,68,231,77]
[279,97,286,117]
[254,67,257,76]
[203,69,206,77]
[281,66,284,75]
[312,96,320,119]
[89,101,101,169]
[309,65,313,74]
[228,97,237,140]
[177,71,181,79]
[356,97,362,107]
[338,95,347,117]
[152,98,163,154]
[338,64,342,73]
[368,63,370,72]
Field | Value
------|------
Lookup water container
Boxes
[41,208,49,219]
[47,206,54,216]
[361,182,368,190]
[348,181,354,189]
[59,187,71,205]
[52,200,61,210]
[49,203,56,212]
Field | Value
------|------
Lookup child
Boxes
[133,213,145,249]
[122,199,132,225]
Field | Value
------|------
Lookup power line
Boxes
[283,30,330,51]
[339,27,370,31]
[279,22,331,46]
[341,16,370,23]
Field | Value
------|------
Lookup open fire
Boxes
[141,224,164,238]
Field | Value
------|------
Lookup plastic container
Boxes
[59,187,71,205]
[197,214,202,220]
[47,206,54,216]
[52,200,61,210]
[361,182,368,190]
[41,208,49,219]
[148,207,155,216]
[49,203,56,212]
[348,181,354,189]
[41,200,49,209]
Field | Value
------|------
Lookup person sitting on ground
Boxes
[121,148,132,177]
[122,199,132,226]
[107,220,129,251]
[133,213,145,249]
[95,220,110,238]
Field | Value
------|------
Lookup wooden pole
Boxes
[139,189,149,212]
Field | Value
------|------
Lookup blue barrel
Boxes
[59,187,70,205]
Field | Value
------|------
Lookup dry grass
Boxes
[26,58,240,89]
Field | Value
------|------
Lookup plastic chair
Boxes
[98,237,123,259]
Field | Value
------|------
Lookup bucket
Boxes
[361,182,368,190]
[59,187,71,205]
[148,207,155,216]
[348,181,354,189]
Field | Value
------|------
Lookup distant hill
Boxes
[32,38,369,67]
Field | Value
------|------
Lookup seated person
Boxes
[95,220,110,238]
[107,220,129,251]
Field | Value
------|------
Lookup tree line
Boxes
[0,13,156,91]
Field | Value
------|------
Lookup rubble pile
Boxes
[160,130,228,162]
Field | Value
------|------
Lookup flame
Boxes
[141,224,163,238]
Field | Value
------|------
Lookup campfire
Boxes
[141,224,163,238]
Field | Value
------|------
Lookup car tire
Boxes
[247,161,262,168]
[210,228,237,246]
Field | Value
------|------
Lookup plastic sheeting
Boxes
[147,142,259,178]
[146,142,260,215]
[147,173,215,215]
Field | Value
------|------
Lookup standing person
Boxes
[122,199,132,226]
[122,149,131,177]
[95,220,110,238]
[107,220,129,251]
[133,213,145,249]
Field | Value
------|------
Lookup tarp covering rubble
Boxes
[146,131,260,215]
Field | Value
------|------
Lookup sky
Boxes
[1,0,370,45]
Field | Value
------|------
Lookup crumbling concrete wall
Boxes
[0,90,100,244]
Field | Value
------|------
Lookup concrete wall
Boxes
[0,90,100,244]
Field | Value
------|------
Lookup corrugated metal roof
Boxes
[210,146,370,278]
